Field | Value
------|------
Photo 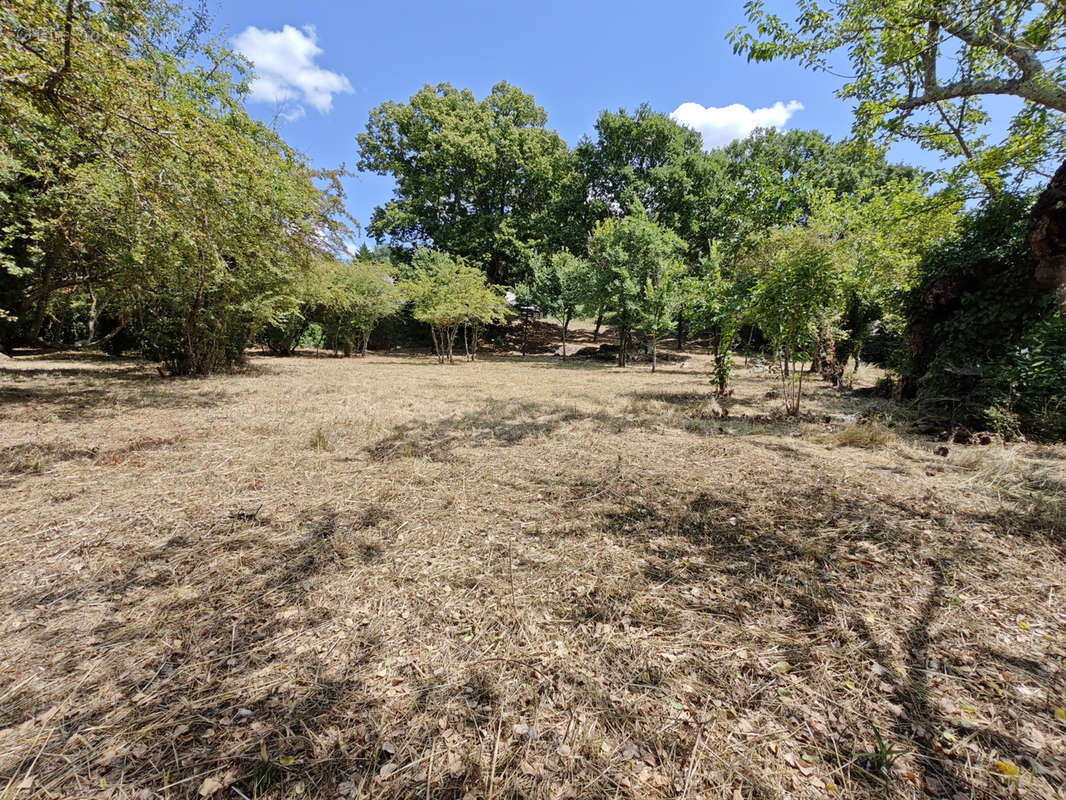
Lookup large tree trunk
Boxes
[1029,158,1066,292]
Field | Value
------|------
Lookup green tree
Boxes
[730,0,1066,288]
[318,260,403,357]
[748,220,846,415]
[0,0,350,370]
[571,107,711,234]
[639,259,685,373]
[401,250,508,364]
[821,177,961,373]
[516,250,589,356]
[715,128,921,252]
[585,209,685,368]
[684,248,748,395]
[357,83,570,285]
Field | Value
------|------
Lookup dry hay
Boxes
[0,350,1064,799]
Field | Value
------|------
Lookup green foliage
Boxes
[716,129,921,251]
[516,250,590,355]
[684,248,748,394]
[401,250,509,364]
[0,0,350,371]
[988,310,1066,440]
[730,1,1066,196]
[638,258,685,373]
[903,193,1065,437]
[748,219,846,414]
[861,724,907,776]
[357,83,570,284]
[586,208,685,367]
[317,260,404,357]
[567,106,721,260]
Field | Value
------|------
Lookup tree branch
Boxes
[899,74,1066,113]
[900,13,1066,113]
[922,21,939,90]
[939,16,1045,80]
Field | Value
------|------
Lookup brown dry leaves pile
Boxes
[1,350,1064,799]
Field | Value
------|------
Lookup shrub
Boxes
[902,194,1065,439]
[987,311,1066,440]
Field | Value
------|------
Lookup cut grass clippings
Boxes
[0,348,1064,799]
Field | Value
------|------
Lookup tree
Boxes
[639,259,684,373]
[0,0,351,370]
[401,250,508,364]
[730,0,1066,287]
[819,177,961,375]
[748,220,846,415]
[357,82,570,285]
[571,107,711,233]
[714,128,921,254]
[319,260,403,357]
[516,250,589,356]
[585,209,685,368]
[684,248,748,395]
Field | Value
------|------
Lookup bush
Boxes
[135,298,259,375]
[902,193,1065,438]
[987,311,1066,440]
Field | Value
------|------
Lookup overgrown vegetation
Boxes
[0,0,352,374]
[3,3,1066,797]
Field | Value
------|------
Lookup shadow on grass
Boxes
[0,507,403,798]
[367,399,643,461]
[589,481,1063,799]
[0,364,231,422]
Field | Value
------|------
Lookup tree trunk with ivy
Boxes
[1029,158,1066,293]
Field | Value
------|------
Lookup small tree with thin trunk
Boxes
[402,250,507,364]
[685,248,747,395]
[749,225,844,415]
[586,209,685,368]
[516,250,589,356]
[640,259,684,373]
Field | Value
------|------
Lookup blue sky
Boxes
[211,0,917,243]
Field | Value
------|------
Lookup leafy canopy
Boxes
[586,208,685,367]
[401,249,509,363]
[730,0,1066,194]
[357,82,570,284]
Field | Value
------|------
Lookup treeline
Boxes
[2,3,1063,438]
[357,83,1064,436]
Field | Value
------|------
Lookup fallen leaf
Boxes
[991,760,1021,778]
[198,777,223,797]
[378,762,397,780]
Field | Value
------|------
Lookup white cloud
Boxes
[233,24,353,115]
[669,100,804,150]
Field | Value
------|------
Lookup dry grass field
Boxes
[1,344,1064,799]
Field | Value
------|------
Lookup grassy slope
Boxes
[0,349,1063,799]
